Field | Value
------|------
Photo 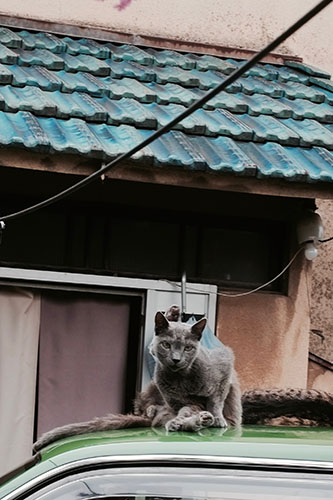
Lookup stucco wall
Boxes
[0,0,333,73]
[308,360,333,392]
[310,201,333,364]
[217,254,311,391]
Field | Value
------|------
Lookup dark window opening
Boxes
[0,173,301,293]
[0,201,289,292]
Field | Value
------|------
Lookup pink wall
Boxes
[217,255,311,391]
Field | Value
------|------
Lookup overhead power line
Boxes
[1,0,332,224]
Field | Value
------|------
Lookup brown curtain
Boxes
[0,287,40,476]
[37,291,131,436]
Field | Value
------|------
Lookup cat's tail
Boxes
[33,414,152,453]
[242,388,333,427]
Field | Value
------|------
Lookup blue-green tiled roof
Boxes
[0,26,332,183]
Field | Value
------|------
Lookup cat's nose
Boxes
[172,358,180,364]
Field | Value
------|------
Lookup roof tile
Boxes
[0,85,56,115]
[147,102,207,134]
[0,27,23,48]
[0,27,332,183]
[9,65,63,90]
[285,146,333,182]
[154,65,200,87]
[283,98,333,123]
[278,80,326,103]
[107,59,155,81]
[110,43,153,66]
[0,43,18,64]
[192,54,237,73]
[33,32,67,53]
[310,76,333,93]
[266,64,309,84]
[239,76,284,97]
[0,63,13,84]
[239,93,293,118]
[205,109,253,139]
[102,97,157,127]
[283,118,333,148]
[18,30,38,50]
[285,60,331,79]
[240,141,309,181]
[147,48,195,69]
[16,48,64,70]
[107,77,156,102]
[240,114,300,145]
[203,91,248,113]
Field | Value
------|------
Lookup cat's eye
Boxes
[184,345,193,351]
[161,341,170,349]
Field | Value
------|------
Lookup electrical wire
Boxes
[319,236,333,243]
[165,246,304,298]
[0,0,332,225]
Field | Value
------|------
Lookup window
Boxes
[23,465,333,500]
[0,204,287,292]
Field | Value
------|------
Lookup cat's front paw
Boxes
[213,415,228,428]
[199,411,214,428]
[165,417,182,432]
[146,405,159,418]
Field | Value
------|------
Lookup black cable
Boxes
[319,236,333,243]
[1,0,332,224]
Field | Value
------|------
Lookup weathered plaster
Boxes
[0,0,332,72]
[217,254,311,390]
[310,200,333,363]
[308,359,333,391]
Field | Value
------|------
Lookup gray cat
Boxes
[144,310,242,431]
[33,309,333,452]
[33,309,241,451]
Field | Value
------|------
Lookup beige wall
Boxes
[217,254,311,391]
[308,360,333,392]
[0,0,333,73]
[310,201,333,364]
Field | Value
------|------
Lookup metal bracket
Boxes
[181,270,187,322]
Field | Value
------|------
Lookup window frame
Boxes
[0,266,218,390]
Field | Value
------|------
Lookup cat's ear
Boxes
[191,317,207,340]
[155,311,169,334]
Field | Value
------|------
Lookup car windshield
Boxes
[24,466,333,499]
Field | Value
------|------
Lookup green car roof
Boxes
[1,426,333,499]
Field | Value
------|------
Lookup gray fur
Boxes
[33,308,241,451]
[149,311,242,430]
[33,414,151,452]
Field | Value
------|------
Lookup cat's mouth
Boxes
[168,361,186,372]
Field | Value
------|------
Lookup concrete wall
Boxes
[217,254,311,391]
[0,0,333,73]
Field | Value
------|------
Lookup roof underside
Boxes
[0,26,333,184]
